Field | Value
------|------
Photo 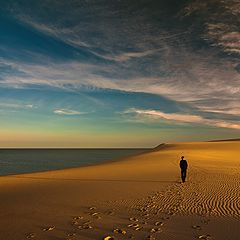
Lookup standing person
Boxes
[180,156,188,183]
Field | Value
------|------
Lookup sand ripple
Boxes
[178,172,240,218]
[124,170,240,220]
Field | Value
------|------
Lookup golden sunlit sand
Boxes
[0,140,239,240]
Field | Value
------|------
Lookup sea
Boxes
[0,149,147,176]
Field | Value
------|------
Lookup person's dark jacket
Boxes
[180,159,188,170]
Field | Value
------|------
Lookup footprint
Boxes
[129,217,138,222]
[192,225,202,230]
[155,221,164,226]
[150,227,162,233]
[78,224,93,230]
[43,226,55,231]
[26,233,35,238]
[113,228,126,234]
[71,221,79,226]
[198,234,212,240]
[82,220,91,225]
[106,211,115,216]
[90,212,101,219]
[73,216,83,220]
[89,206,97,210]
[67,233,76,237]
[103,236,114,240]
[127,223,139,228]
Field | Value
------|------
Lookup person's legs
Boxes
[181,169,185,182]
[183,170,187,182]
[181,169,187,182]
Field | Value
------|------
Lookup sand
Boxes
[0,141,239,240]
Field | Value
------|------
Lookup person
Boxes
[179,156,188,183]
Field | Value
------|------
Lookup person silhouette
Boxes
[179,156,188,183]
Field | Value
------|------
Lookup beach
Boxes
[0,140,239,240]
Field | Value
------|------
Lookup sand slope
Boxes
[0,141,239,240]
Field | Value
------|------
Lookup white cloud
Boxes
[125,108,202,122]
[1,56,240,122]
[200,107,240,116]
[53,109,84,115]
[125,108,240,130]
[0,102,34,109]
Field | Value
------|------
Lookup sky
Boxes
[0,0,240,148]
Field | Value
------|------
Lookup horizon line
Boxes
[0,138,239,150]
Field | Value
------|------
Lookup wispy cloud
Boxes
[199,107,240,116]
[0,102,34,109]
[1,55,239,122]
[182,0,240,56]
[125,108,240,130]
[53,109,85,115]
[125,108,202,122]
[15,14,91,49]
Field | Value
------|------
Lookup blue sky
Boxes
[0,0,239,147]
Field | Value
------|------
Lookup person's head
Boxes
[181,156,184,160]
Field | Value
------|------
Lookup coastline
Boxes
[0,148,150,178]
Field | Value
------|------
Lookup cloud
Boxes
[125,108,202,122]
[15,14,91,49]
[0,102,34,109]
[92,49,158,62]
[12,14,161,62]
[125,108,240,130]
[182,0,240,56]
[1,55,239,123]
[8,1,194,63]
[53,108,84,115]
[199,107,240,116]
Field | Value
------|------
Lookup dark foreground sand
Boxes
[0,141,239,240]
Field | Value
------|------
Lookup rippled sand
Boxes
[0,140,239,239]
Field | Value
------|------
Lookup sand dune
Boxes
[0,141,239,240]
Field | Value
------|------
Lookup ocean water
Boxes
[0,149,147,176]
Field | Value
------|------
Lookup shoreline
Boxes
[0,148,150,178]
